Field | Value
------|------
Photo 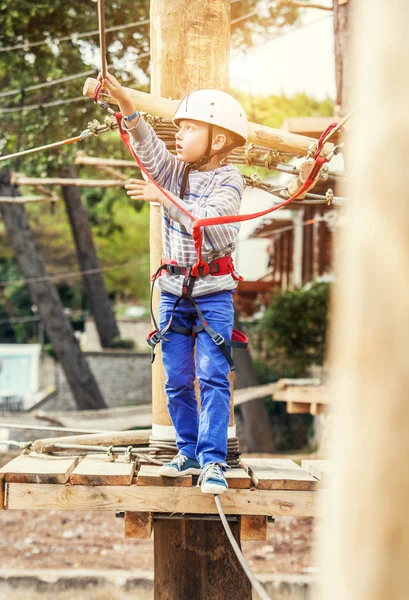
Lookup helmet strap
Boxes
[179,125,238,199]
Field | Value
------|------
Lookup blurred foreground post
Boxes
[321,2,409,599]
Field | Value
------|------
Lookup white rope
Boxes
[214,495,272,600]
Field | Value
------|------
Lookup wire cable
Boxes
[0,258,149,289]
[214,495,272,600]
[0,19,150,53]
[0,96,87,115]
[0,69,97,99]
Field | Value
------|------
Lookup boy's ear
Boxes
[212,133,227,151]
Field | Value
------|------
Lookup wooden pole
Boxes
[150,1,251,598]
[320,1,409,599]
[83,78,334,156]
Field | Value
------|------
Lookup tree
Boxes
[0,168,107,409]
[333,0,354,112]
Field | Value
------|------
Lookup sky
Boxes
[230,3,336,100]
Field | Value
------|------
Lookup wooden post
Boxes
[320,1,409,599]
[149,1,251,598]
[292,209,304,288]
[154,518,252,600]
[150,0,236,442]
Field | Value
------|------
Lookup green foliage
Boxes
[110,337,135,350]
[259,282,331,378]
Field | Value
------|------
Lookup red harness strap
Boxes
[159,255,243,281]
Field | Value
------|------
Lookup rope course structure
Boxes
[0,3,348,600]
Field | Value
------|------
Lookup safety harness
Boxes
[93,83,338,370]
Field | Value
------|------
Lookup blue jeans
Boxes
[158,290,234,467]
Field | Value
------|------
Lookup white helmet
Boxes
[173,89,248,146]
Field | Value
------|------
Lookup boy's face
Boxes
[175,119,210,163]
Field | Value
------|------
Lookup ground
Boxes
[0,452,318,576]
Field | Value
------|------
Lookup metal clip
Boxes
[326,188,334,205]
[319,164,329,181]
[21,441,33,455]
[307,142,317,159]
[106,446,116,462]
[87,119,102,135]
[104,115,117,130]
[250,172,262,186]
[263,149,280,170]
[96,100,115,116]
[244,144,255,166]
[124,446,133,463]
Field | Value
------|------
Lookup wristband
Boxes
[123,111,139,122]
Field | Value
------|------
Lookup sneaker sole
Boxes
[158,466,202,477]
[200,483,228,494]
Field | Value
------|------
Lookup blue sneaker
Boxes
[198,463,229,494]
[158,452,202,477]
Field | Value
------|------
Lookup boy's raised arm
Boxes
[98,72,182,186]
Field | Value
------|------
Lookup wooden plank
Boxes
[240,515,268,541]
[137,465,192,487]
[0,453,79,484]
[70,454,136,486]
[6,483,325,517]
[287,401,311,414]
[125,511,154,539]
[301,460,334,488]
[0,474,5,510]
[226,468,252,489]
[240,458,319,491]
[310,402,326,415]
[274,386,330,404]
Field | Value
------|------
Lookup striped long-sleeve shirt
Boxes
[125,116,243,297]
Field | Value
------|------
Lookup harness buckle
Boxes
[166,264,183,276]
[212,333,225,346]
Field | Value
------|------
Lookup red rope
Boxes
[111,105,332,272]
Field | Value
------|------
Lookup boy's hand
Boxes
[125,179,171,208]
[97,72,128,103]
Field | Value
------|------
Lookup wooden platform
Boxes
[0,454,328,518]
[273,379,330,415]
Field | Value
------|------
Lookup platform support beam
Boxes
[154,518,252,600]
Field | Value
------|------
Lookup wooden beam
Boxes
[0,453,79,484]
[240,515,268,541]
[0,474,5,510]
[6,483,324,517]
[70,454,136,486]
[83,77,334,157]
[274,385,330,404]
[75,153,135,168]
[12,176,125,188]
[32,430,152,453]
[125,511,154,539]
[240,458,319,491]
[287,401,311,414]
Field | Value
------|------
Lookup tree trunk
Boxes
[333,0,354,113]
[0,169,107,410]
[234,314,274,453]
[320,2,409,598]
[62,167,120,348]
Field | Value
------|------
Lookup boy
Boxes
[98,72,247,494]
